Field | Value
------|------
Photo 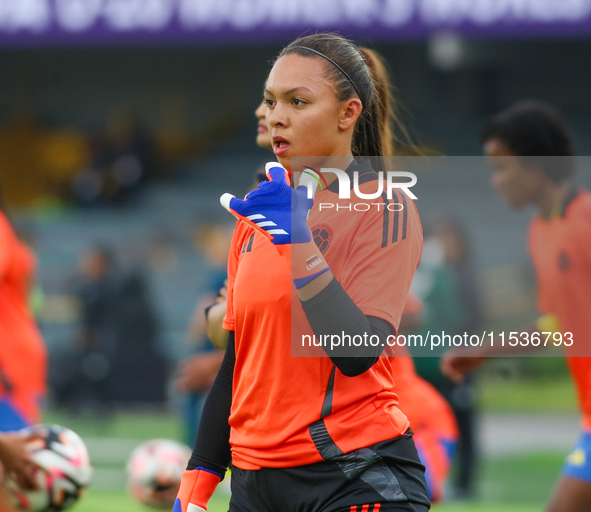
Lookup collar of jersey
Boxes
[326,157,377,193]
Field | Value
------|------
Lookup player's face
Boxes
[255,100,272,150]
[264,54,357,171]
[484,138,542,210]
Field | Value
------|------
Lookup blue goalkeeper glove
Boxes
[220,162,312,245]
[220,162,330,288]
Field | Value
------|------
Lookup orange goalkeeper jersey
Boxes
[223,160,423,470]
[0,212,47,423]
[528,188,591,431]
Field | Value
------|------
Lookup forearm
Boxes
[186,333,235,476]
[205,302,229,350]
[0,484,19,512]
[301,277,392,377]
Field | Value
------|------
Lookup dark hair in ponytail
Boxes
[279,33,386,173]
[360,47,421,158]
[359,47,394,158]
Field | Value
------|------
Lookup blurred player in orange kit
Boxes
[394,292,458,503]
[442,101,591,512]
[174,33,430,512]
[0,187,47,512]
[0,190,47,433]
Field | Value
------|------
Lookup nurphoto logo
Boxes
[301,167,418,213]
[302,168,417,200]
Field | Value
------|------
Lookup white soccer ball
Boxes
[4,424,93,511]
[126,439,191,510]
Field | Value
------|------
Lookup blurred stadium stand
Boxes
[1,0,591,383]
[16,153,261,359]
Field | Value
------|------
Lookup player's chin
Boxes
[276,154,292,172]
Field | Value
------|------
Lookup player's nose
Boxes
[268,102,288,129]
[255,100,266,120]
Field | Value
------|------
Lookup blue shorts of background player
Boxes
[0,396,29,433]
[562,431,591,484]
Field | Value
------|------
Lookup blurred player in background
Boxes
[177,111,271,441]
[199,102,274,349]
[442,101,591,512]
[55,246,119,417]
[255,99,269,150]
[410,218,481,499]
[393,291,458,503]
[174,33,429,512]
[176,223,230,446]
[0,186,47,512]
[0,187,47,433]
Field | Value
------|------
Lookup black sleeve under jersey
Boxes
[300,277,394,377]
[186,332,235,477]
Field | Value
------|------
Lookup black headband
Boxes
[289,46,362,102]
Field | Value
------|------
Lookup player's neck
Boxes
[535,182,570,220]
[319,154,355,187]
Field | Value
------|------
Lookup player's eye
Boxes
[263,98,275,108]
[293,98,306,107]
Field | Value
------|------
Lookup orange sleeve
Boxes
[222,221,250,332]
[527,220,554,315]
[338,198,422,332]
[0,213,14,277]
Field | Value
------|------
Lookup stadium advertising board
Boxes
[1,0,591,45]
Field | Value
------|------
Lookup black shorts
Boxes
[229,431,430,512]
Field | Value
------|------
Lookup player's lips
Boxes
[257,122,267,133]
[273,136,290,156]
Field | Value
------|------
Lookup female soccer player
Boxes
[442,101,591,512]
[174,33,429,512]
[0,191,47,433]
[205,45,456,504]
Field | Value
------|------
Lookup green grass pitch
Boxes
[76,450,562,511]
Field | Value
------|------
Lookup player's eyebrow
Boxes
[264,86,313,98]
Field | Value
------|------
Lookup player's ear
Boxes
[338,98,363,131]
